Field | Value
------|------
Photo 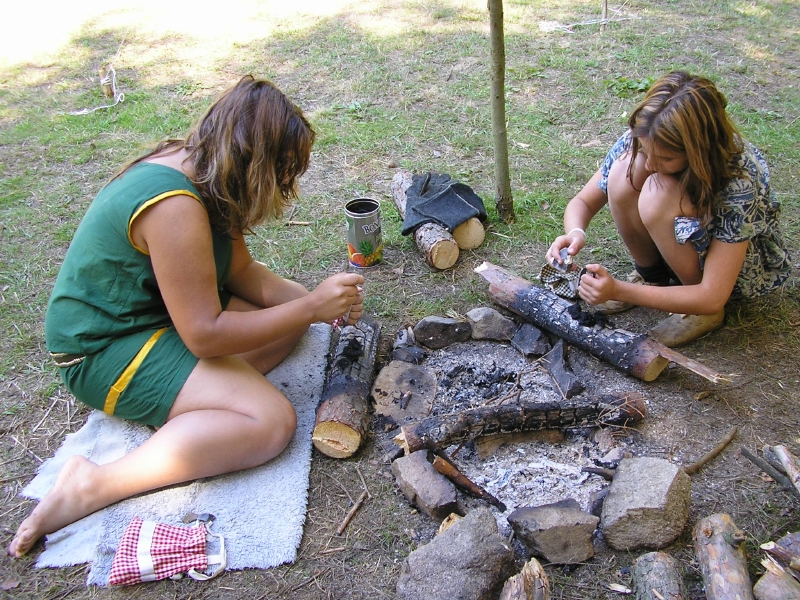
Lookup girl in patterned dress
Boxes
[546,71,791,346]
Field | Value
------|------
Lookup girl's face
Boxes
[639,138,688,175]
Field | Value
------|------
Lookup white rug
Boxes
[22,323,331,586]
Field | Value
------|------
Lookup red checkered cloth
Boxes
[109,517,209,586]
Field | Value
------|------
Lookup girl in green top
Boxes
[9,76,364,557]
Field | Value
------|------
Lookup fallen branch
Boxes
[684,426,738,475]
[739,447,800,502]
[693,513,754,600]
[336,490,369,536]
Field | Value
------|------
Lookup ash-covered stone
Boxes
[413,316,472,349]
[466,307,517,341]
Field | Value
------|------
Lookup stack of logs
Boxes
[390,170,486,270]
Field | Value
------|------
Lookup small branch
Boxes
[432,452,507,512]
[772,445,800,497]
[684,426,738,475]
[336,490,369,536]
[285,220,312,226]
[740,446,800,502]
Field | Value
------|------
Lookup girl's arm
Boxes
[546,169,608,266]
[132,195,363,358]
[580,237,748,314]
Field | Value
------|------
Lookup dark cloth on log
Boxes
[401,172,487,235]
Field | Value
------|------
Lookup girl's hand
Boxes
[578,264,618,306]
[310,272,365,324]
[546,229,586,268]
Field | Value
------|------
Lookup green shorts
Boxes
[59,326,198,427]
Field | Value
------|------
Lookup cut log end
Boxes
[312,422,362,458]
[452,218,485,250]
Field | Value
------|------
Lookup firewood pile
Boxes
[311,270,797,598]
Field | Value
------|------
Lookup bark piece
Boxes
[475,262,728,383]
[541,338,584,399]
[394,391,645,454]
[692,513,754,600]
[312,317,381,458]
[632,551,688,600]
[499,557,550,600]
[391,171,460,270]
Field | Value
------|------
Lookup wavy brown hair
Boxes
[627,71,744,223]
[121,76,315,234]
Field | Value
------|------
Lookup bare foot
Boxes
[8,455,102,557]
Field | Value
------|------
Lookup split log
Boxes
[754,557,800,600]
[475,262,728,383]
[391,170,460,269]
[499,557,550,600]
[692,513,754,600]
[632,551,688,600]
[431,453,507,511]
[393,391,646,455]
[313,317,381,458]
[771,445,800,498]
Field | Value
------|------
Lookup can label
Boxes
[345,198,382,267]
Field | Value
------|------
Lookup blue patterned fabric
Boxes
[596,132,791,298]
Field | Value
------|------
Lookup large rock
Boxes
[507,498,599,564]
[466,307,517,341]
[396,507,517,600]
[392,450,458,521]
[601,457,691,551]
[413,316,472,349]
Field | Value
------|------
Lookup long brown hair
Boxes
[627,71,743,223]
[121,76,315,234]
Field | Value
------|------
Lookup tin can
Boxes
[345,198,382,267]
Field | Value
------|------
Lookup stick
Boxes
[336,490,369,536]
[684,426,738,475]
[740,447,800,502]
[432,453,507,512]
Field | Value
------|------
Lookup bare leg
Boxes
[9,354,296,557]
[637,174,702,285]
[606,151,662,268]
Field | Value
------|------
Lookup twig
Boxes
[432,452,506,511]
[740,446,800,501]
[684,426,738,475]
[31,396,61,433]
[285,220,312,226]
[336,490,368,536]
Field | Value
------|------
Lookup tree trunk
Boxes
[474,262,728,383]
[692,513,755,600]
[390,171,460,269]
[393,391,645,454]
[632,552,688,600]
[312,316,381,458]
[487,0,514,222]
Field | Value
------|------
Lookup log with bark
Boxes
[632,551,688,600]
[391,171,484,269]
[754,556,800,600]
[393,390,646,454]
[692,513,754,600]
[475,262,729,383]
[312,316,381,458]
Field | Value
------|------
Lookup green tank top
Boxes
[45,162,233,356]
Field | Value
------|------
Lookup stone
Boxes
[413,316,472,349]
[507,498,599,564]
[396,507,517,600]
[391,450,459,521]
[600,457,691,551]
[511,323,552,357]
[466,307,517,341]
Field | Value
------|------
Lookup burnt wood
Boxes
[312,316,381,458]
[475,262,727,383]
[393,391,646,455]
